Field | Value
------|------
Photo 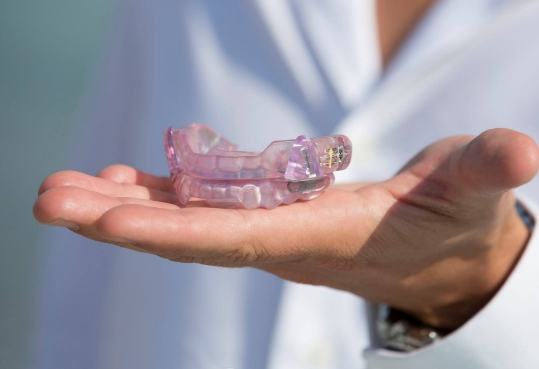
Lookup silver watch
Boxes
[376,304,444,352]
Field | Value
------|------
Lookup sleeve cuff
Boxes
[364,194,539,369]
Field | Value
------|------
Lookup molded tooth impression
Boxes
[164,124,352,209]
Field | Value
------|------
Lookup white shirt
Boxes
[32,1,539,368]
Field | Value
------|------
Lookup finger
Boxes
[453,128,539,196]
[34,186,120,228]
[94,189,368,265]
[34,186,180,228]
[116,197,181,210]
[98,164,172,191]
[38,170,176,203]
[95,205,258,262]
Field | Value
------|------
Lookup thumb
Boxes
[452,128,539,196]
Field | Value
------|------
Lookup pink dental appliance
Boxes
[164,124,352,209]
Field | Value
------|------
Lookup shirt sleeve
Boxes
[363,194,539,369]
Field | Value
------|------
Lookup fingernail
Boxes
[51,219,80,231]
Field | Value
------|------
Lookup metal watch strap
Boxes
[376,304,446,352]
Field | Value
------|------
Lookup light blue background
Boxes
[0,1,113,367]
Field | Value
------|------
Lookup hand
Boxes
[34,128,539,330]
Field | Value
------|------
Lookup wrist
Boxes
[413,200,531,331]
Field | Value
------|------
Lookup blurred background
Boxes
[3,1,539,368]
[0,1,113,367]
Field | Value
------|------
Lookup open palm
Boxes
[34,128,538,329]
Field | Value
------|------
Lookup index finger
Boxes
[98,164,173,191]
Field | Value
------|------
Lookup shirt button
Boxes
[305,339,334,369]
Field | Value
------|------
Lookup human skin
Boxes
[34,129,539,330]
[32,0,538,331]
[377,0,435,64]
